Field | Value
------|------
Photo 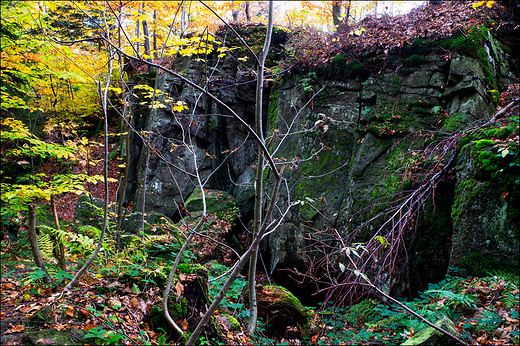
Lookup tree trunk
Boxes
[245,1,251,22]
[116,5,130,251]
[27,204,51,284]
[332,1,342,27]
[142,13,151,72]
[135,8,140,55]
[153,10,158,59]
[247,0,274,335]
[345,0,351,25]
[180,2,187,38]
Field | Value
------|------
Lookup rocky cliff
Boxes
[122,19,519,300]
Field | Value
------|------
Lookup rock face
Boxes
[449,140,519,273]
[123,25,519,298]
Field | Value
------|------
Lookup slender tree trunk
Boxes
[345,0,351,25]
[332,1,342,27]
[27,204,51,285]
[153,10,158,59]
[245,1,251,22]
[247,0,273,335]
[142,12,151,72]
[180,2,187,38]
[135,7,140,55]
[116,5,130,250]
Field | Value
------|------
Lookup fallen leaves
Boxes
[4,324,25,334]
[286,1,507,72]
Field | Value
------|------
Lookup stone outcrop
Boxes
[122,24,519,298]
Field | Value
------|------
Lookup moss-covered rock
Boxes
[185,188,240,225]
[245,284,312,338]
[401,316,460,346]
[449,140,519,272]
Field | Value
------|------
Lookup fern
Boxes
[487,270,520,309]
[36,232,55,263]
[344,299,379,326]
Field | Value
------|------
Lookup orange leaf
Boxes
[180,319,189,330]
[502,191,509,199]
[66,306,74,317]
[130,297,139,309]
[179,273,187,281]
[83,324,97,331]
[175,282,184,296]
[5,324,25,334]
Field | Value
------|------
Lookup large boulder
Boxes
[244,284,313,338]
[449,139,519,273]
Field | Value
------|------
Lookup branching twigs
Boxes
[303,99,516,314]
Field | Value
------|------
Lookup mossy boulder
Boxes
[73,194,112,229]
[185,188,240,225]
[216,314,241,332]
[449,140,519,272]
[401,316,460,346]
[244,284,312,338]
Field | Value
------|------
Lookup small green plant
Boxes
[488,270,520,309]
[344,299,379,326]
[298,72,318,99]
[84,327,125,345]
[463,307,504,335]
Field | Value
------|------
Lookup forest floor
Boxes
[1,91,519,345]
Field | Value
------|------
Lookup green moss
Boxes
[131,70,157,86]
[332,53,348,65]
[477,46,496,90]
[408,101,431,109]
[412,107,432,117]
[390,76,401,86]
[345,60,364,74]
[268,87,280,130]
[438,26,488,57]
[177,263,191,274]
[451,179,479,224]
[404,54,428,66]
[443,113,468,132]
[454,139,520,238]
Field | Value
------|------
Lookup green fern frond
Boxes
[344,299,379,325]
[39,225,69,243]
[144,234,171,245]
[501,281,519,309]
[36,232,55,263]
